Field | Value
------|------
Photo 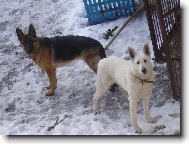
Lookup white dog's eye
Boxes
[137,61,140,64]
[144,59,147,63]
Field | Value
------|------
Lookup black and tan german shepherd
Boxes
[16,24,106,96]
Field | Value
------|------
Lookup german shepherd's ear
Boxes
[16,28,25,42]
[128,47,136,60]
[28,24,37,39]
[143,43,151,56]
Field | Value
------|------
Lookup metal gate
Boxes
[143,0,181,100]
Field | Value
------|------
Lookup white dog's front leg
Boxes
[143,98,156,123]
[93,93,101,114]
[129,101,142,133]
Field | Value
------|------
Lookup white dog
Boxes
[93,44,156,133]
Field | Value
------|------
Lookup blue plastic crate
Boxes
[83,0,136,25]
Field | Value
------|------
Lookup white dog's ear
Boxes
[143,43,150,56]
[128,47,136,59]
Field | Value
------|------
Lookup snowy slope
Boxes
[0,0,180,135]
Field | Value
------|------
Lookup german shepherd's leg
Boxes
[83,55,100,73]
[47,85,51,89]
[45,68,57,96]
[83,47,106,73]
[83,53,117,91]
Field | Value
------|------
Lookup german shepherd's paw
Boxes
[45,89,54,96]
[47,85,51,89]
[46,85,57,95]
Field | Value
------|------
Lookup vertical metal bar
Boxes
[143,0,159,61]
[155,0,180,100]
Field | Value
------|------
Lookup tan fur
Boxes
[16,25,105,96]
[23,41,56,96]
[29,42,102,96]
[82,49,101,73]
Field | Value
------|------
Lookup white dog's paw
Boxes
[93,107,100,115]
[134,126,142,134]
[94,111,100,115]
[148,117,156,123]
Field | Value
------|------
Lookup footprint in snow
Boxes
[168,113,180,118]
[154,115,162,121]
[153,125,166,134]
[5,102,16,113]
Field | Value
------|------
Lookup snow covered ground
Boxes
[0,0,180,135]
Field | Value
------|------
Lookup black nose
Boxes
[142,67,147,74]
